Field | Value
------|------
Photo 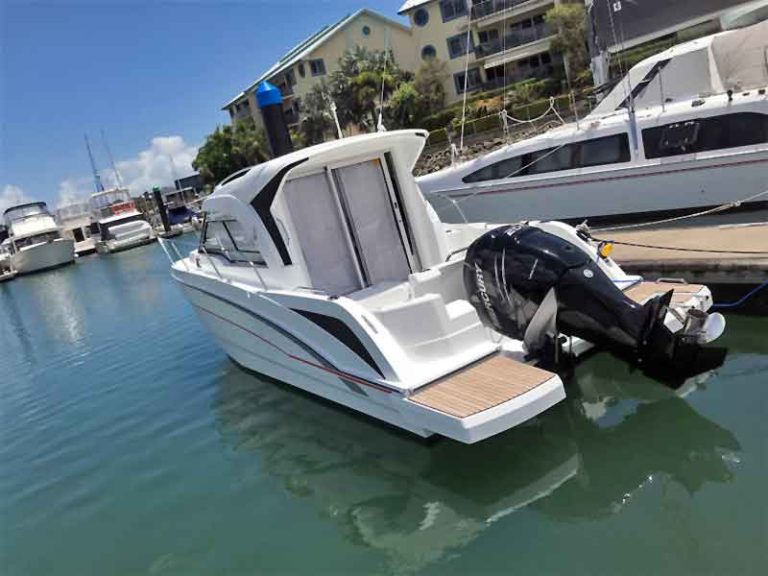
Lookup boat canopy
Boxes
[590,20,768,117]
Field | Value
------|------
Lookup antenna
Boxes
[101,129,124,188]
[84,134,104,193]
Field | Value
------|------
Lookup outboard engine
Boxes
[464,224,726,381]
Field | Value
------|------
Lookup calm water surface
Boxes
[1,242,766,575]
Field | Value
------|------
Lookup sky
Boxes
[0,0,407,211]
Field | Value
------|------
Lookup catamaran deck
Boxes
[409,355,556,418]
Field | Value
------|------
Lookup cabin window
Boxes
[14,231,61,249]
[461,133,631,183]
[463,156,523,183]
[643,112,768,159]
[579,133,631,167]
[201,219,264,264]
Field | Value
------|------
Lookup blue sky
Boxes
[1,0,407,209]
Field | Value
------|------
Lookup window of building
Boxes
[309,58,326,76]
[285,69,296,86]
[298,63,306,78]
[414,8,429,27]
[362,25,371,36]
[440,0,467,22]
[461,133,631,183]
[447,32,472,59]
[421,45,437,60]
[642,112,768,159]
[454,68,482,94]
[541,52,552,65]
[478,29,499,44]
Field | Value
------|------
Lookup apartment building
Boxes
[222,9,417,128]
[399,0,566,104]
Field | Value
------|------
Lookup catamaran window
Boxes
[463,156,523,183]
[579,133,631,167]
[643,112,768,159]
[461,133,631,183]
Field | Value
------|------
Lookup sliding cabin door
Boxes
[282,158,412,295]
[333,159,411,286]
[282,172,362,296]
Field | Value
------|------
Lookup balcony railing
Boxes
[475,23,552,58]
[471,0,533,20]
[482,65,555,91]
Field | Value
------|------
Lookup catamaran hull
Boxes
[424,150,768,225]
[11,239,75,274]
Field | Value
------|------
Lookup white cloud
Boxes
[0,184,32,213]
[57,135,198,207]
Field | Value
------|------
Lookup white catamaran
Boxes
[418,21,768,225]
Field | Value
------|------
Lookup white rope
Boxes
[594,188,768,232]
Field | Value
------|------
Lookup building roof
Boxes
[398,0,434,14]
[222,8,411,110]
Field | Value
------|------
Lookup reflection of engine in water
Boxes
[463,223,726,381]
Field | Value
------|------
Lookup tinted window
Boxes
[202,219,265,264]
[440,0,466,22]
[421,45,436,60]
[414,8,429,26]
[309,59,326,76]
[643,112,767,159]
[461,133,630,183]
[447,33,472,59]
[463,156,523,183]
[580,133,631,167]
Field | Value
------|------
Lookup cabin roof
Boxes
[3,201,48,216]
[98,210,143,225]
[206,130,428,209]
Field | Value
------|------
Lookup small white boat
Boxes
[166,130,725,443]
[56,202,97,256]
[3,202,75,275]
[95,211,156,254]
[90,188,155,254]
[418,20,768,225]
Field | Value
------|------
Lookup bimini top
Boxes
[207,130,428,207]
[590,19,768,117]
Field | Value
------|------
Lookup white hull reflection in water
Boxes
[213,361,740,574]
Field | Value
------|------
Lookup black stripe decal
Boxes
[291,308,385,378]
[250,157,308,265]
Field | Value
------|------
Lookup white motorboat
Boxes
[56,202,97,256]
[166,130,726,444]
[90,188,155,254]
[418,20,768,225]
[95,211,156,254]
[2,202,76,274]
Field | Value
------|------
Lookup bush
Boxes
[419,109,458,131]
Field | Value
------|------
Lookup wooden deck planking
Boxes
[623,281,705,305]
[408,355,555,418]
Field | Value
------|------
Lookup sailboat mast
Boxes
[84,134,104,193]
[101,129,124,188]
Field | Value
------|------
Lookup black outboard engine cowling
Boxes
[463,224,725,381]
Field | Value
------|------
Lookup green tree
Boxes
[545,2,590,87]
[412,58,448,117]
[192,119,270,186]
[299,83,335,145]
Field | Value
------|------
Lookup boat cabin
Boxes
[3,202,63,251]
[199,130,452,296]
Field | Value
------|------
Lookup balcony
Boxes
[472,0,529,19]
[475,23,552,58]
[482,65,555,91]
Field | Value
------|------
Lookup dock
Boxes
[603,223,768,312]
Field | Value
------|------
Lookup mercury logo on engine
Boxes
[474,262,500,327]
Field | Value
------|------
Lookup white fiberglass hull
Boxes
[11,239,75,274]
[424,150,768,224]
[96,231,156,254]
[74,237,97,256]
[173,269,565,444]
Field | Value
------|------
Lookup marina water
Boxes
[2,240,766,575]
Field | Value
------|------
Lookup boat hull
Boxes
[11,239,75,274]
[424,150,768,225]
[96,234,156,254]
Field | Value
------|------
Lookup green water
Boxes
[1,243,766,575]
